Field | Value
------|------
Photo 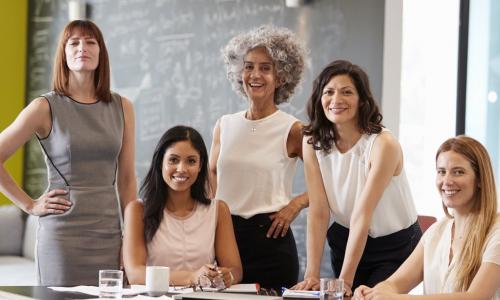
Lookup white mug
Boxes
[146,266,170,293]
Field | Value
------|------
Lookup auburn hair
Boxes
[52,20,112,102]
[436,135,497,291]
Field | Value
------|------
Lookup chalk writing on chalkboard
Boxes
[25,0,384,279]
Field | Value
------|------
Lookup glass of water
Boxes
[99,270,123,298]
[320,278,343,300]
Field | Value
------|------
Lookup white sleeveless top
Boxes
[216,110,298,218]
[146,200,218,271]
[316,130,417,237]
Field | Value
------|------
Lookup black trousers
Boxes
[327,221,422,289]
[232,214,299,291]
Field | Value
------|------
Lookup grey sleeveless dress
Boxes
[36,91,123,286]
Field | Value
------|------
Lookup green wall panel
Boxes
[0,0,28,205]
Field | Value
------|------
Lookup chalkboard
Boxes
[25,0,385,280]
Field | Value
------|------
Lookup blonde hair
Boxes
[436,135,497,291]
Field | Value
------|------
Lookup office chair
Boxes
[417,215,437,233]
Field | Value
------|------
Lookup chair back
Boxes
[417,215,437,233]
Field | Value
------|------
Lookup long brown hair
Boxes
[52,20,112,102]
[436,135,497,291]
[303,60,383,153]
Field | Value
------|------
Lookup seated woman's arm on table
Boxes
[354,240,500,300]
[123,199,242,287]
[123,200,204,285]
[213,200,243,287]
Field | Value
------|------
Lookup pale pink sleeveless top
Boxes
[147,200,218,271]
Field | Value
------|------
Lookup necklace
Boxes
[245,107,277,133]
[245,112,258,133]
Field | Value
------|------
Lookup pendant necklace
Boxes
[245,111,258,133]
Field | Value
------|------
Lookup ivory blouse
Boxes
[422,216,500,299]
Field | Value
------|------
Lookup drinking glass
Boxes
[99,270,123,299]
[320,278,343,300]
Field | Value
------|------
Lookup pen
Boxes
[209,261,221,273]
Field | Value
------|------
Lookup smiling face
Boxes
[162,141,201,194]
[436,150,477,214]
[242,47,278,104]
[321,74,359,127]
[64,29,100,72]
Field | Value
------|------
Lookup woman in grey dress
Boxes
[0,20,136,286]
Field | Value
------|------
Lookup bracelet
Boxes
[229,271,234,286]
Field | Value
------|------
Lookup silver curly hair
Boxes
[222,24,307,104]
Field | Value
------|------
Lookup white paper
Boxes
[281,288,320,299]
[63,296,172,300]
[49,285,143,296]
[133,296,172,299]
[132,284,194,294]
[158,283,257,294]
[225,283,258,293]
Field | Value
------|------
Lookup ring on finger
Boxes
[277,223,283,227]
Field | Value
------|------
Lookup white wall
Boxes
[382,0,402,138]
[383,0,460,219]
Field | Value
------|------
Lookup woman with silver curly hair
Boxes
[209,24,308,291]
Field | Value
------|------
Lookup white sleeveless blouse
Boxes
[215,110,299,218]
[316,130,417,237]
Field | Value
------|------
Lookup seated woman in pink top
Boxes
[123,126,242,287]
[354,136,500,300]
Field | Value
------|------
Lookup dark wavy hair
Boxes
[140,126,211,242]
[303,60,383,153]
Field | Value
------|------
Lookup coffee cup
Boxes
[146,266,170,295]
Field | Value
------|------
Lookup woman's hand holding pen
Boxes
[211,266,235,287]
[191,264,213,285]
[194,263,234,288]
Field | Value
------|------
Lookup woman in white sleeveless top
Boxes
[123,126,242,287]
[294,60,421,296]
[209,25,308,291]
[354,136,500,300]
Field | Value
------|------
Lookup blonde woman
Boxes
[354,136,500,300]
